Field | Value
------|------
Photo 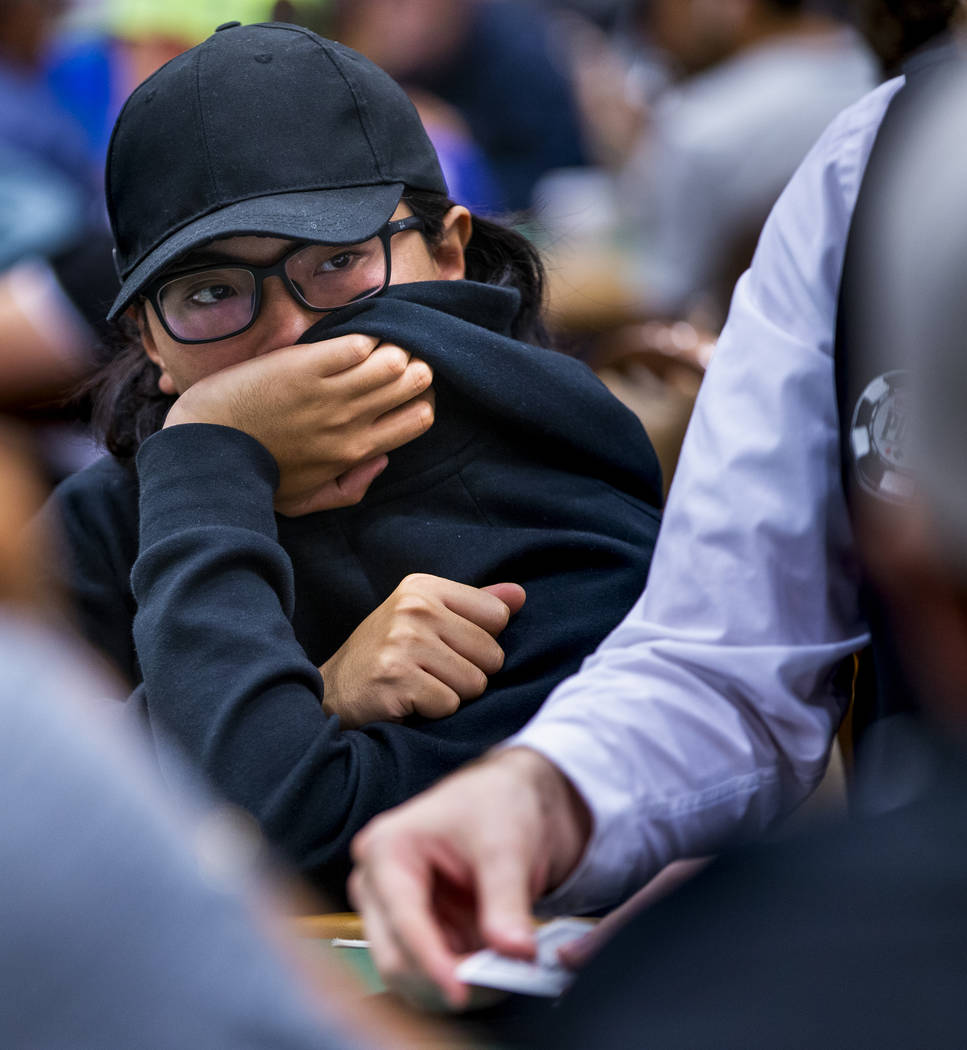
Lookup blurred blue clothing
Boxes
[0,58,94,190]
[0,612,366,1048]
[0,148,89,269]
[0,55,100,268]
[429,125,503,216]
[44,31,119,168]
[409,1,588,211]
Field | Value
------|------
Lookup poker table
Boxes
[294,913,573,1047]
[295,913,384,993]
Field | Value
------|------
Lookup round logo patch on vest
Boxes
[849,370,914,504]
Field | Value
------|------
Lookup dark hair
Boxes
[85,312,174,461]
[855,0,963,72]
[402,189,549,347]
[86,190,550,460]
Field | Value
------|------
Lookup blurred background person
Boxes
[326,0,589,213]
[0,0,113,479]
[536,0,963,489]
[540,0,876,331]
[0,0,97,270]
[854,0,967,70]
[2,1,290,483]
[537,0,876,489]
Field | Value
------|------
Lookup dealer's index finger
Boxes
[350,840,470,1007]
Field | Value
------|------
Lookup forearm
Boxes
[131,425,443,892]
[133,424,328,798]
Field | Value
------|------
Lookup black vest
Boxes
[834,41,961,752]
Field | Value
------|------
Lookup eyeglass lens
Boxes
[157,236,388,342]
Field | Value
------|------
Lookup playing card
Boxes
[455,918,595,998]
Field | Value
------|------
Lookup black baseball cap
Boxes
[106,21,447,319]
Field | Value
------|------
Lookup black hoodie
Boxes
[47,280,662,899]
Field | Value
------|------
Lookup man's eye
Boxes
[188,284,237,305]
[318,252,356,273]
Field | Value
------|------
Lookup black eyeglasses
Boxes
[145,216,425,344]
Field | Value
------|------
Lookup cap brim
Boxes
[108,182,404,319]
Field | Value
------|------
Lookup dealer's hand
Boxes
[348,747,592,1008]
[164,335,434,515]
[321,575,526,728]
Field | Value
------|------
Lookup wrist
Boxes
[490,746,592,892]
[162,386,233,430]
[162,398,193,429]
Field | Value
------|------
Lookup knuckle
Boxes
[400,691,422,713]
[429,691,461,718]
[466,668,489,698]
[349,831,373,865]
[415,397,435,432]
[325,403,354,429]
[398,575,432,592]
[378,344,410,379]
[342,437,370,464]
[344,334,374,365]
[386,622,422,650]
[491,599,511,630]
[395,591,436,619]
[400,572,436,594]
[481,643,505,675]
[374,653,406,681]
[408,360,433,390]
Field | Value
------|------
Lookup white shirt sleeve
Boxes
[510,77,906,914]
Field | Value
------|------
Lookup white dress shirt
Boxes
[511,77,905,914]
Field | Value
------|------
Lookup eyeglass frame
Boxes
[141,215,426,345]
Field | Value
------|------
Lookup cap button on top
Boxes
[215,21,241,31]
